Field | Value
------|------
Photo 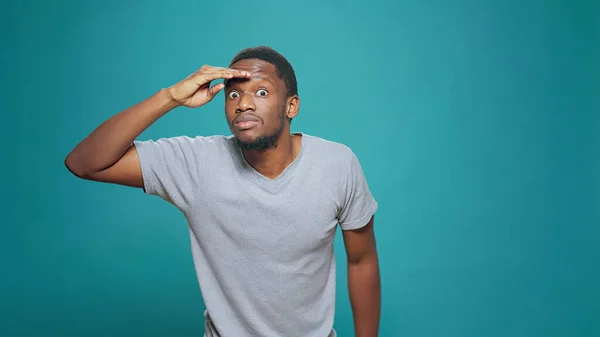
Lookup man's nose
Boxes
[236,93,255,112]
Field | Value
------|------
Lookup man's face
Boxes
[224,59,290,150]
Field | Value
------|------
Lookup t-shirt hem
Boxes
[339,200,379,230]
[132,140,155,195]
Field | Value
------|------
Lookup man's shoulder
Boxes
[133,134,237,165]
[136,134,234,151]
[165,134,232,144]
[304,133,356,159]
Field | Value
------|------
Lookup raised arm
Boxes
[64,65,250,187]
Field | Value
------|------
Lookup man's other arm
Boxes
[342,215,381,337]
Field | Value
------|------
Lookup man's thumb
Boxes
[207,83,225,100]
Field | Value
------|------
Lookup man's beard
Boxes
[234,112,286,151]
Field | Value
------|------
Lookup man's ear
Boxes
[286,95,300,119]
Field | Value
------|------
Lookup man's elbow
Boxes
[347,249,379,266]
[347,253,380,286]
[65,154,81,176]
[64,153,92,179]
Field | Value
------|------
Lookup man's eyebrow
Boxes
[225,74,275,87]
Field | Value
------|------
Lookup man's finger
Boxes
[196,65,250,76]
[195,69,251,83]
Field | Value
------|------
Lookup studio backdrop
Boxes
[3,0,599,336]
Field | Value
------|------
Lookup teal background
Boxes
[3,0,599,336]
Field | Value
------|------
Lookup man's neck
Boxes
[242,133,301,180]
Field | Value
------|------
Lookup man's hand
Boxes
[168,65,251,108]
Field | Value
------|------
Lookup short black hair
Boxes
[229,46,298,97]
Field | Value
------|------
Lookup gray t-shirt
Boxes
[133,132,378,337]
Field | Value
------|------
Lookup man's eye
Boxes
[256,89,268,97]
[228,91,239,99]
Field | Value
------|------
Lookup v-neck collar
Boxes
[234,132,307,193]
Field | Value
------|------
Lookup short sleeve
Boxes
[337,150,378,230]
[133,136,204,210]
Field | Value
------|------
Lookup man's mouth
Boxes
[234,114,260,130]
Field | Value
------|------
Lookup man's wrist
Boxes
[158,87,181,110]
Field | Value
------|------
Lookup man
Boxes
[65,46,380,337]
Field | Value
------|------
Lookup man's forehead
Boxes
[226,59,279,86]
[230,59,276,74]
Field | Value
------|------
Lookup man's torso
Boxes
[134,133,374,337]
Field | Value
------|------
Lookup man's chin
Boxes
[234,132,279,151]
